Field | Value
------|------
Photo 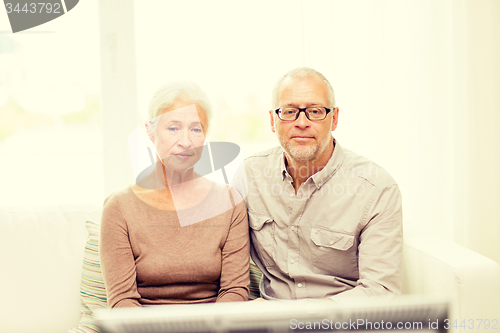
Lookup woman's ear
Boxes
[145,121,155,144]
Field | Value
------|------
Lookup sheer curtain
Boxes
[99,0,500,264]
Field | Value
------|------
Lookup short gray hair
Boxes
[272,67,336,108]
[147,81,213,134]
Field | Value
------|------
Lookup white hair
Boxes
[147,81,213,135]
[271,67,336,108]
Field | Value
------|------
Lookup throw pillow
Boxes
[67,220,107,333]
[249,260,263,300]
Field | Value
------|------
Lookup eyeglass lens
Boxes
[280,107,326,120]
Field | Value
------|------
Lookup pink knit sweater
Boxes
[100,184,250,307]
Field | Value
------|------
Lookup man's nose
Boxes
[294,111,311,128]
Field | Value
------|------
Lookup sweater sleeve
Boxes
[216,187,250,302]
[100,192,142,308]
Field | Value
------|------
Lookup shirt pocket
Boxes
[310,227,354,250]
[310,226,358,278]
[248,211,276,268]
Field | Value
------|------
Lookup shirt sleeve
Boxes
[216,187,250,302]
[99,193,142,308]
[329,184,403,303]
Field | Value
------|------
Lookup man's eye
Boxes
[168,127,179,131]
[308,108,323,115]
[283,109,297,115]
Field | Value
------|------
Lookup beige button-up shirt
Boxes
[233,139,403,302]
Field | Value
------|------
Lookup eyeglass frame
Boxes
[274,106,335,121]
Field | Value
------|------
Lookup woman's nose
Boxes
[177,129,192,148]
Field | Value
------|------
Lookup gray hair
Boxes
[147,81,213,135]
[271,67,336,108]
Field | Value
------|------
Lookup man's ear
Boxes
[269,110,276,133]
[331,107,339,131]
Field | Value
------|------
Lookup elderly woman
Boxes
[100,82,249,307]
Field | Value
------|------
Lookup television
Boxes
[94,294,449,333]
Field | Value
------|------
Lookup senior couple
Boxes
[100,67,403,307]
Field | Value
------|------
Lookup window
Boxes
[0,0,102,205]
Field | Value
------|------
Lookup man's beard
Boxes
[282,141,319,162]
[279,134,332,163]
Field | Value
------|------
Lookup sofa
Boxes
[1,204,499,333]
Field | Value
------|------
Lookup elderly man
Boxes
[233,67,402,303]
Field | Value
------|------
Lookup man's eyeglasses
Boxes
[274,107,334,121]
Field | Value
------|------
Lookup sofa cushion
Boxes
[0,204,101,333]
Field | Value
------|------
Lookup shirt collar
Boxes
[311,138,345,189]
[280,151,288,181]
[279,137,345,188]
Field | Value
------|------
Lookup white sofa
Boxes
[1,205,499,333]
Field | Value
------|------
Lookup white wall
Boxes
[98,0,500,264]
[462,0,500,265]
[297,0,500,265]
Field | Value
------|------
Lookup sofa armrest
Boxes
[402,235,500,333]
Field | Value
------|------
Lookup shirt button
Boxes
[290,226,295,231]
[329,240,334,245]
[290,259,295,264]
[289,192,294,198]
[297,283,303,288]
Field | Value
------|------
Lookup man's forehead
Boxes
[279,76,329,102]
[283,74,325,85]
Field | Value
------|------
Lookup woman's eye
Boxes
[168,127,179,132]
[192,128,202,133]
